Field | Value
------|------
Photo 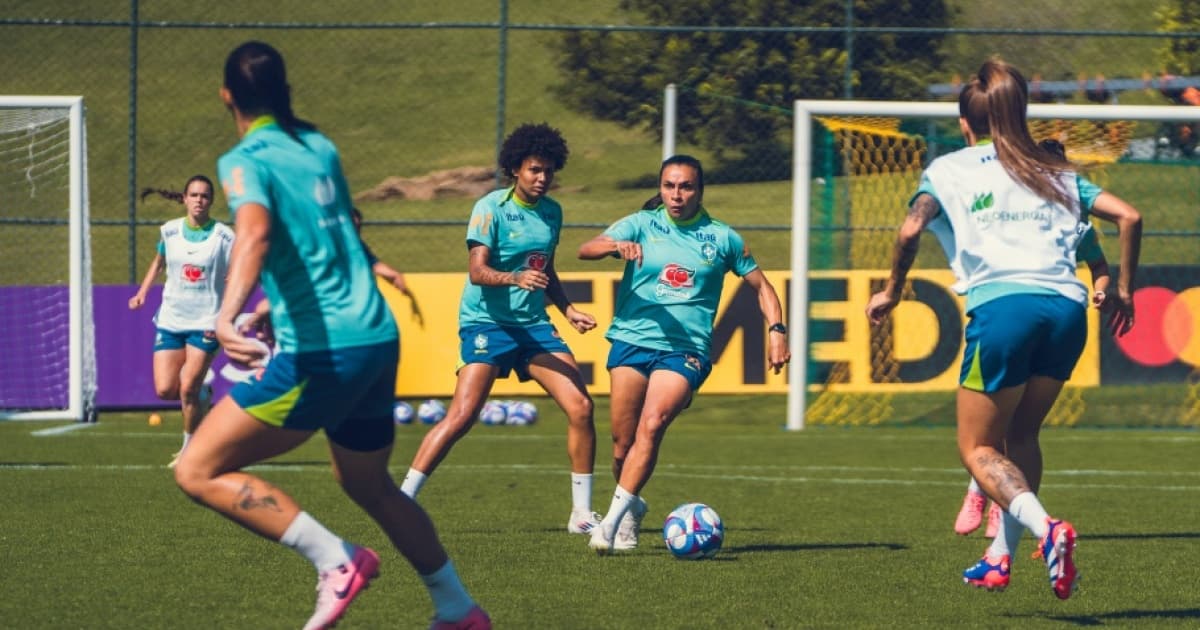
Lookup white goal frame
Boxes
[788,100,1200,431]
[0,96,95,421]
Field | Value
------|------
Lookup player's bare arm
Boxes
[467,243,547,291]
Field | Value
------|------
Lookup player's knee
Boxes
[564,395,594,426]
[155,383,180,400]
[172,459,207,501]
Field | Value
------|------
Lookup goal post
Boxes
[789,100,1200,431]
[0,96,95,421]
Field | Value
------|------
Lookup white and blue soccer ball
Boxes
[662,502,724,560]
[392,400,414,425]
[505,400,538,426]
[417,399,447,424]
[478,400,508,426]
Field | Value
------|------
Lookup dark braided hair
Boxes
[641,154,705,210]
[139,174,213,204]
[224,41,315,146]
[498,123,569,178]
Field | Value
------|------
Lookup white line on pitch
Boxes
[1,462,1196,492]
[30,423,97,437]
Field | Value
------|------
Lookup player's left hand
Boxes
[768,334,790,374]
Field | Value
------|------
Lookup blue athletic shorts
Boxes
[155,328,219,354]
[960,294,1087,392]
[606,339,713,392]
[230,339,398,451]
[458,322,572,381]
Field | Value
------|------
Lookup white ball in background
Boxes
[392,400,414,425]
[479,400,508,426]
[417,399,447,424]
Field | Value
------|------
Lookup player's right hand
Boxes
[128,294,144,310]
[218,318,269,367]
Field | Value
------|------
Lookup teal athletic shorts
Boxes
[960,293,1087,392]
[230,339,398,451]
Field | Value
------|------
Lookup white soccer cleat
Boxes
[588,522,616,555]
[614,496,647,550]
[567,509,602,535]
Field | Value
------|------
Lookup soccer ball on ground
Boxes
[505,400,538,426]
[662,502,724,560]
[392,400,414,425]
[478,400,507,426]
[417,399,447,424]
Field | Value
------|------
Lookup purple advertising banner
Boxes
[93,284,264,409]
[0,286,70,409]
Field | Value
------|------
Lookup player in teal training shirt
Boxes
[578,154,791,554]
[400,123,602,538]
[173,40,488,630]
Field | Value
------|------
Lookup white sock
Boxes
[421,560,476,622]
[571,473,593,512]
[1007,492,1051,539]
[401,468,428,498]
[599,485,637,531]
[279,511,354,573]
[181,432,192,450]
[987,509,1026,558]
[966,477,982,494]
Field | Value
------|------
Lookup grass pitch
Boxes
[2,395,1197,629]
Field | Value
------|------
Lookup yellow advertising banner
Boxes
[379,269,1100,396]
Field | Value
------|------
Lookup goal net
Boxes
[789,101,1200,430]
[0,97,95,421]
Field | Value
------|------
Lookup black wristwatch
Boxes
[769,323,788,335]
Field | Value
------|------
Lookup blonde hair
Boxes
[958,58,1076,213]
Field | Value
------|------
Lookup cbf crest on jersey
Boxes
[524,251,548,271]
[700,242,718,265]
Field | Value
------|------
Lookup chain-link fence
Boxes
[3,1,1198,284]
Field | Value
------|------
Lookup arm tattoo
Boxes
[468,246,516,287]
[233,481,283,513]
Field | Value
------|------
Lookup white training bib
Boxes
[155,217,234,332]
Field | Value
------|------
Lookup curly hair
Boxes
[498,122,569,177]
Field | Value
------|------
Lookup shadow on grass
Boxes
[728,541,907,554]
[1084,532,1200,541]
[1009,608,1200,625]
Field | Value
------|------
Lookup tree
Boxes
[554,0,949,170]
[1157,0,1200,75]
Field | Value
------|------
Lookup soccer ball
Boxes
[662,502,724,560]
[392,400,414,425]
[478,400,507,426]
[417,399,447,424]
[505,400,537,426]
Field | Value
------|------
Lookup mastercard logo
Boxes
[1111,286,1200,367]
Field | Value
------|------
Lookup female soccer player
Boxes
[172,41,488,630]
[129,175,233,467]
[953,139,1119,540]
[578,154,790,554]
[866,58,1142,599]
[399,123,601,536]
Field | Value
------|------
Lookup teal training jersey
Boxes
[458,187,562,326]
[217,120,396,353]
[603,206,758,356]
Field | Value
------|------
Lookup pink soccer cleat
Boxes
[985,501,1003,538]
[429,605,492,630]
[302,546,380,630]
[954,491,986,535]
[1040,519,1079,600]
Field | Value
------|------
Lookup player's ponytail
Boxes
[139,174,213,205]
[224,41,316,146]
[959,58,1076,215]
